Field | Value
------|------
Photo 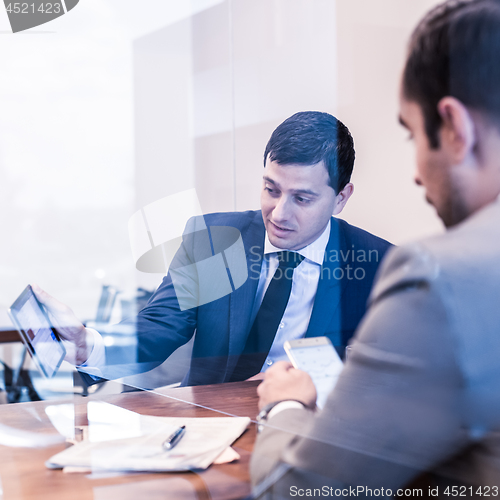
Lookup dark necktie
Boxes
[230,250,305,381]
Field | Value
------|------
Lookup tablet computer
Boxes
[8,285,66,378]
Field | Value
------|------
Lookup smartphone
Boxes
[284,337,343,409]
[8,285,66,378]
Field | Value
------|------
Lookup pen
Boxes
[162,425,186,451]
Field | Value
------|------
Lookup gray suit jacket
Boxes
[251,199,500,496]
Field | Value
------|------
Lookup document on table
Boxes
[46,413,250,472]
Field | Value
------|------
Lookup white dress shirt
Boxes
[82,221,331,376]
[254,221,330,371]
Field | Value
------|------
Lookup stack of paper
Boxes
[46,413,250,472]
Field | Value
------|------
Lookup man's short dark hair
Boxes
[263,111,355,194]
[403,0,500,148]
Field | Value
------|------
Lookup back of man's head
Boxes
[263,111,355,194]
[403,0,500,148]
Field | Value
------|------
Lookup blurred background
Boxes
[0,0,443,401]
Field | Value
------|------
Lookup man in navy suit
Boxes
[34,111,391,386]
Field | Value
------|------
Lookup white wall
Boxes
[335,0,444,244]
[0,0,136,317]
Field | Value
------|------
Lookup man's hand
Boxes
[257,361,317,410]
[31,284,93,366]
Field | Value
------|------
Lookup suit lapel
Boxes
[305,218,347,342]
[227,212,265,373]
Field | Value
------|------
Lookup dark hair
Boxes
[403,0,500,148]
[263,111,355,194]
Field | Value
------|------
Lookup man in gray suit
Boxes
[251,0,500,496]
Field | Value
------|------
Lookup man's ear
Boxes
[437,97,476,162]
[332,183,354,215]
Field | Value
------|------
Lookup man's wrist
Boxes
[267,400,306,419]
[257,400,306,432]
[75,328,94,365]
[77,328,105,379]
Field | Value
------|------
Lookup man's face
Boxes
[260,159,345,250]
[399,94,467,228]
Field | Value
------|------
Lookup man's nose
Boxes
[272,196,290,221]
[414,172,423,186]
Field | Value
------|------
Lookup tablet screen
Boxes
[8,286,66,378]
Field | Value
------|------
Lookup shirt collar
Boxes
[263,220,331,266]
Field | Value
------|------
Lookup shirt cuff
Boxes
[268,400,306,420]
[76,327,105,378]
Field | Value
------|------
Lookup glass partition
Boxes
[0,1,471,499]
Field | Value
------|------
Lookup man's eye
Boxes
[295,196,311,204]
[265,186,277,195]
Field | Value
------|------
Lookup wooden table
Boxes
[0,328,21,344]
[0,380,261,500]
[0,309,20,343]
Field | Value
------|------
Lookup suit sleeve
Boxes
[251,244,470,494]
[92,219,204,382]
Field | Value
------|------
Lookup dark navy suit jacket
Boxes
[94,210,391,386]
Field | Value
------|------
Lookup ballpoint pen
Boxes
[162,425,186,451]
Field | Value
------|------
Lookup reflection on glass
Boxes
[45,404,75,440]
[129,189,205,274]
[0,421,63,448]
